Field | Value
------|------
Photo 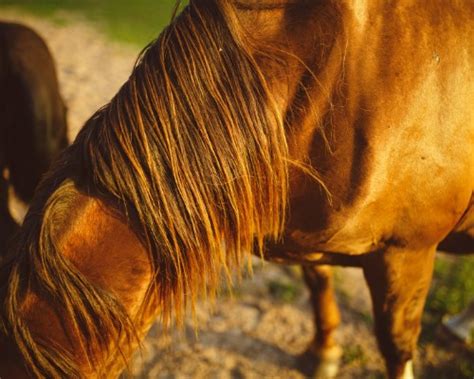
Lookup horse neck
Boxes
[234,1,348,156]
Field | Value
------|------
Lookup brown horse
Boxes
[0,21,68,253]
[0,1,473,378]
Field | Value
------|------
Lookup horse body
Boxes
[259,0,473,260]
[0,21,68,252]
[0,2,472,378]
[250,2,473,377]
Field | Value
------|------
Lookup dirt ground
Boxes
[1,9,472,379]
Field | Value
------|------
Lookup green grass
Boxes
[0,0,187,46]
[342,344,368,366]
[425,255,474,325]
[420,255,474,379]
[268,278,302,303]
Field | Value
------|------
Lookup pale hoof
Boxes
[401,360,414,379]
[296,345,342,379]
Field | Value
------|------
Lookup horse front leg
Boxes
[299,264,342,378]
[362,246,436,379]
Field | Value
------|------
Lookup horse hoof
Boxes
[296,345,342,379]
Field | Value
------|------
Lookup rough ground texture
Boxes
[1,9,472,379]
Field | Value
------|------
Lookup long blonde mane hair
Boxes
[0,0,289,376]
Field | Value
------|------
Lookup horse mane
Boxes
[0,0,289,377]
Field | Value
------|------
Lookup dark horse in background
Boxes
[0,1,473,379]
[0,21,68,252]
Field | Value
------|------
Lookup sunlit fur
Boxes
[0,1,289,377]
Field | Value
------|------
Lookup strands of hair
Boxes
[0,0,289,377]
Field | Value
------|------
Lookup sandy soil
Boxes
[0,9,470,379]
